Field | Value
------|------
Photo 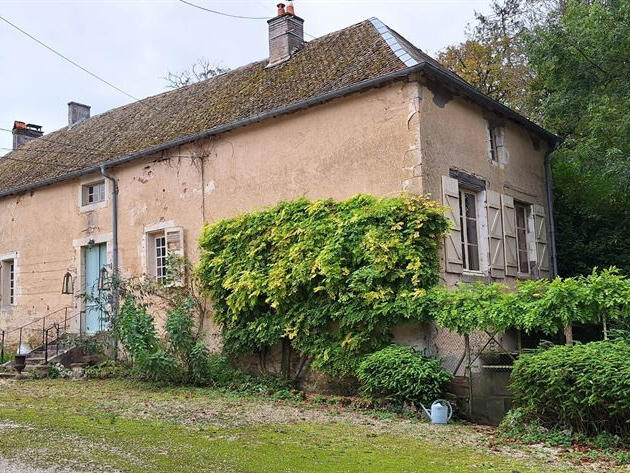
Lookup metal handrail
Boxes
[1,306,81,361]
[4,305,72,336]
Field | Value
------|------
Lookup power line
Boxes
[180,0,316,39]
[177,0,269,20]
[0,14,140,102]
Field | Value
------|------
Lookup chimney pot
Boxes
[68,101,91,127]
[267,2,304,67]
[12,121,43,150]
[286,0,295,15]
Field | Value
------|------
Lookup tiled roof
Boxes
[0,18,555,196]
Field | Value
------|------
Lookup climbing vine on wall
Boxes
[416,268,630,335]
[198,194,449,377]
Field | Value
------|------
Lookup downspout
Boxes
[100,165,119,353]
[544,142,560,278]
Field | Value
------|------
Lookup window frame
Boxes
[487,123,505,164]
[144,224,185,286]
[79,178,108,212]
[0,253,17,308]
[154,234,168,284]
[514,202,530,275]
[459,189,482,272]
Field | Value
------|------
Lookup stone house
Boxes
[0,3,557,407]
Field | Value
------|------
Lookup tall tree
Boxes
[438,0,536,115]
[526,0,630,275]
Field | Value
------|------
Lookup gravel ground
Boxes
[0,458,88,473]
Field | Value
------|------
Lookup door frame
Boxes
[72,233,113,334]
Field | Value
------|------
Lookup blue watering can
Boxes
[420,399,453,424]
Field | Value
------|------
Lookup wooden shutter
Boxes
[533,205,550,278]
[486,191,505,279]
[442,176,463,274]
[166,227,185,286]
[501,194,518,277]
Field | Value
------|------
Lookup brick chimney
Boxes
[12,121,43,150]
[68,102,91,127]
[267,1,304,67]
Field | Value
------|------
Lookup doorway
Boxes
[84,243,108,334]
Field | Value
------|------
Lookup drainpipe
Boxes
[100,165,119,354]
[544,143,560,278]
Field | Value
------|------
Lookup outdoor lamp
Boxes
[98,266,110,291]
[61,272,74,295]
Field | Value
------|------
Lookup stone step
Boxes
[0,372,16,379]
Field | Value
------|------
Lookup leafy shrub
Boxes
[84,361,132,379]
[510,341,630,435]
[135,350,182,384]
[356,345,452,408]
[198,194,449,377]
[116,297,159,360]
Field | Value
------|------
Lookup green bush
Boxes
[356,345,452,408]
[198,194,449,377]
[510,341,630,436]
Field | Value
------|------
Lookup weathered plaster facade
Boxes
[0,78,551,352]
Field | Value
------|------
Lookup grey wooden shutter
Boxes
[442,176,463,274]
[501,194,518,277]
[166,227,185,287]
[486,191,505,278]
[533,205,550,278]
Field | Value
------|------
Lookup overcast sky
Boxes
[0,0,492,154]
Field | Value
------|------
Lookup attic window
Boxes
[488,123,505,162]
[82,181,106,206]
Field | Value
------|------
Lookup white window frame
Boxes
[459,188,490,275]
[143,222,185,285]
[514,202,531,276]
[78,177,108,212]
[0,252,18,308]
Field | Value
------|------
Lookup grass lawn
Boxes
[0,379,607,473]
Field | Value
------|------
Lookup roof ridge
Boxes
[368,18,419,68]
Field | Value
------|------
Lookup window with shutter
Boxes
[145,227,185,285]
[501,195,518,277]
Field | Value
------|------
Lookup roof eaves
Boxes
[0,64,422,199]
[369,18,419,67]
[369,18,559,145]
[420,62,560,145]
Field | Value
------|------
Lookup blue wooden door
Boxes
[85,243,107,334]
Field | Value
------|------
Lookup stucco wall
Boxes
[0,77,552,364]
[417,79,551,287]
[0,82,413,344]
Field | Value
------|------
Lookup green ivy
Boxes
[415,268,630,335]
[198,194,449,376]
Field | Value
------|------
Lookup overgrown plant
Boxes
[509,341,630,436]
[357,345,452,408]
[198,195,449,377]
[413,268,630,335]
